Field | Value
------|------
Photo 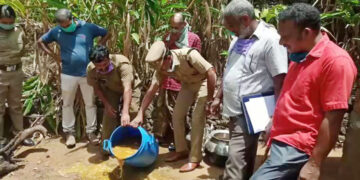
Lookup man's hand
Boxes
[262,118,273,146]
[130,115,143,128]
[209,98,221,116]
[206,101,212,116]
[205,68,217,116]
[298,158,320,180]
[105,104,117,119]
[121,113,130,126]
[260,118,273,163]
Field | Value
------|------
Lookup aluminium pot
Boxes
[204,130,230,167]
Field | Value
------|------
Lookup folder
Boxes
[241,92,275,134]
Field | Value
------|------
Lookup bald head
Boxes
[169,12,186,34]
[171,12,184,24]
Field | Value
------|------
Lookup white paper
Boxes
[244,95,275,133]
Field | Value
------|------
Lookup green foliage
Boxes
[258,4,287,26]
[220,50,229,57]
[0,0,25,16]
[22,76,59,134]
[15,0,360,136]
[320,0,360,59]
[321,0,360,27]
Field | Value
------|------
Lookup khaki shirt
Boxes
[152,48,213,85]
[87,54,134,93]
[0,26,24,65]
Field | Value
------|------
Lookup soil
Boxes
[2,137,342,180]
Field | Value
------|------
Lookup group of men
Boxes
[36,8,214,172]
[0,0,358,179]
[214,1,356,180]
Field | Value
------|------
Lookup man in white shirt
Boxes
[210,0,288,179]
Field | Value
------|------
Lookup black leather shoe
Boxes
[22,138,35,146]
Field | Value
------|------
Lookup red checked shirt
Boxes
[162,32,202,91]
[269,33,357,155]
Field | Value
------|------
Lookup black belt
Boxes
[0,63,21,72]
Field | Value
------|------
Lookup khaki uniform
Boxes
[0,27,25,143]
[152,48,213,162]
[152,88,178,139]
[87,54,140,140]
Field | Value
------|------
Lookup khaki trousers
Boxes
[172,81,207,163]
[0,69,24,143]
[101,89,121,141]
[153,88,178,139]
[101,87,140,141]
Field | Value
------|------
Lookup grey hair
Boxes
[223,0,255,19]
[55,9,73,22]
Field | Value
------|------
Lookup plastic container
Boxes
[103,126,159,167]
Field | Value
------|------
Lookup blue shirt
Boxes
[41,20,107,77]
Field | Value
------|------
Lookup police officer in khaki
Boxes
[87,45,139,155]
[131,41,217,172]
[0,5,34,148]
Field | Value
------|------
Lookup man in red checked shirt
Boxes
[251,3,357,180]
[152,12,201,145]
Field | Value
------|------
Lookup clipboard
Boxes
[241,91,275,135]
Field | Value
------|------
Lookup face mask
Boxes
[232,38,256,55]
[289,52,308,63]
[0,23,15,30]
[170,28,182,33]
[226,29,235,36]
[61,20,77,33]
[171,26,186,35]
[97,63,114,75]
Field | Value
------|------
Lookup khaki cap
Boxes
[145,41,166,62]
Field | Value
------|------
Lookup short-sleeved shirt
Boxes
[270,33,357,155]
[0,26,24,65]
[222,21,288,117]
[41,20,108,77]
[162,31,202,91]
[152,48,213,86]
[87,54,134,93]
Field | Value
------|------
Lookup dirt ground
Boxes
[2,136,342,180]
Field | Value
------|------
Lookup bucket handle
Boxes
[138,127,158,154]
[138,127,155,146]
[103,139,112,153]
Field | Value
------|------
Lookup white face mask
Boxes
[170,28,183,33]
[238,24,251,39]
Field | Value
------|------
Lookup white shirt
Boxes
[222,21,288,117]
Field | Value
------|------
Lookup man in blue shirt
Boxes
[38,9,110,148]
